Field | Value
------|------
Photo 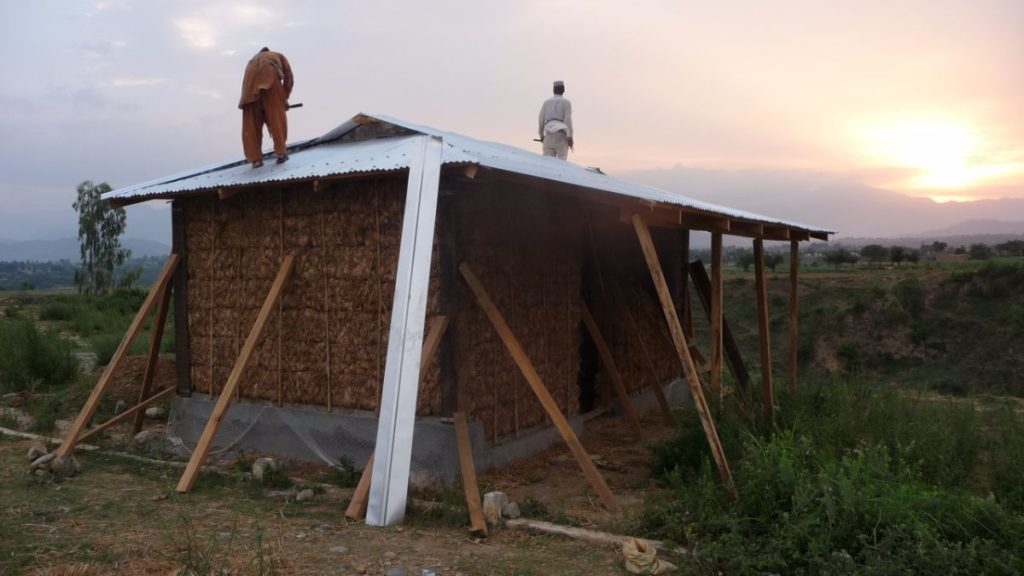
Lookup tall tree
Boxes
[72,181,131,295]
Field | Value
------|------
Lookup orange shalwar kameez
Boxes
[239,49,294,164]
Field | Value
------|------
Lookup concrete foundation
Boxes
[168,379,688,484]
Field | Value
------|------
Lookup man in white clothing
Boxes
[538,80,574,160]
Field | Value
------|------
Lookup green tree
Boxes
[734,248,754,272]
[931,241,948,253]
[72,181,131,295]
[764,252,784,272]
[824,249,858,270]
[860,244,889,263]
[968,243,993,260]
[890,245,907,266]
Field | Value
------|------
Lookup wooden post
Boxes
[688,260,751,390]
[345,315,449,521]
[77,387,176,444]
[460,262,620,512]
[681,229,693,339]
[345,452,375,520]
[612,282,673,423]
[754,239,774,419]
[632,215,736,497]
[171,202,192,396]
[175,255,295,493]
[132,280,173,434]
[55,255,180,457]
[453,412,488,535]
[710,233,724,396]
[789,239,799,393]
[580,303,643,439]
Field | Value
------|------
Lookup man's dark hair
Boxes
[554,84,565,95]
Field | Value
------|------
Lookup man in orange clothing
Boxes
[239,47,293,168]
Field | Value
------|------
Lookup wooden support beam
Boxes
[453,412,488,535]
[419,316,449,386]
[632,215,736,497]
[809,231,830,241]
[175,255,295,493]
[345,452,375,520]
[345,315,450,521]
[55,255,180,456]
[171,202,192,396]
[763,226,791,241]
[688,261,751,389]
[681,229,693,340]
[77,386,176,445]
[710,233,724,396]
[459,262,620,512]
[754,239,774,420]
[681,211,731,233]
[788,240,799,393]
[728,221,764,238]
[790,230,811,242]
[132,279,173,434]
[580,303,643,439]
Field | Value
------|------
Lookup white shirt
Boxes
[538,95,573,138]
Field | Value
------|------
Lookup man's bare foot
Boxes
[276,154,289,164]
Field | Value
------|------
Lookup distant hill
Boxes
[911,219,1024,238]
[0,238,170,262]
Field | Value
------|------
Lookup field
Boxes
[1,258,1024,574]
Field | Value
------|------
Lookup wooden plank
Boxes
[171,201,192,396]
[419,316,449,386]
[754,239,774,419]
[132,279,173,434]
[77,386,176,444]
[809,231,830,241]
[580,303,643,439]
[789,240,799,393]
[175,255,295,493]
[632,215,736,497]
[55,255,180,456]
[453,412,488,535]
[688,260,751,390]
[681,229,692,339]
[459,262,619,511]
[345,452,375,520]
[345,312,449,521]
[710,233,723,395]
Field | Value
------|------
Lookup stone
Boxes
[30,452,56,472]
[144,406,166,420]
[54,419,73,436]
[296,488,315,502]
[50,454,80,478]
[385,568,407,576]
[482,491,509,526]
[26,441,48,462]
[501,501,521,519]
[252,457,277,482]
[134,429,163,446]
[113,400,126,415]
[408,469,439,491]
[328,545,348,554]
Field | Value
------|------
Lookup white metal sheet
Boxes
[365,135,444,527]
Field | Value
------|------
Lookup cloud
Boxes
[174,3,277,50]
[109,77,167,87]
[184,85,223,99]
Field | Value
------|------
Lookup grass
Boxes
[0,317,78,394]
[635,379,1024,575]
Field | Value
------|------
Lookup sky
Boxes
[1,1,1023,242]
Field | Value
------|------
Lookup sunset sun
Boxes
[864,120,979,189]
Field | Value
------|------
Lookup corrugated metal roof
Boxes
[106,112,832,235]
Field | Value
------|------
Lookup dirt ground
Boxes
[0,407,683,576]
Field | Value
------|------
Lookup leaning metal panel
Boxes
[366,135,444,527]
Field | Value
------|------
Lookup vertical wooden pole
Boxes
[789,240,799,393]
[55,256,180,456]
[632,216,736,497]
[681,229,693,339]
[277,190,284,406]
[453,412,488,535]
[171,201,192,397]
[322,187,333,411]
[176,255,295,493]
[754,239,774,420]
[132,280,174,434]
[710,233,724,396]
[580,303,643,439]
[460,263,620,511]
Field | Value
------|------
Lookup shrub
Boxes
[0,318,78,393]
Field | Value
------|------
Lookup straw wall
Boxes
[453,183,584,443]
[181,176,442,415]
